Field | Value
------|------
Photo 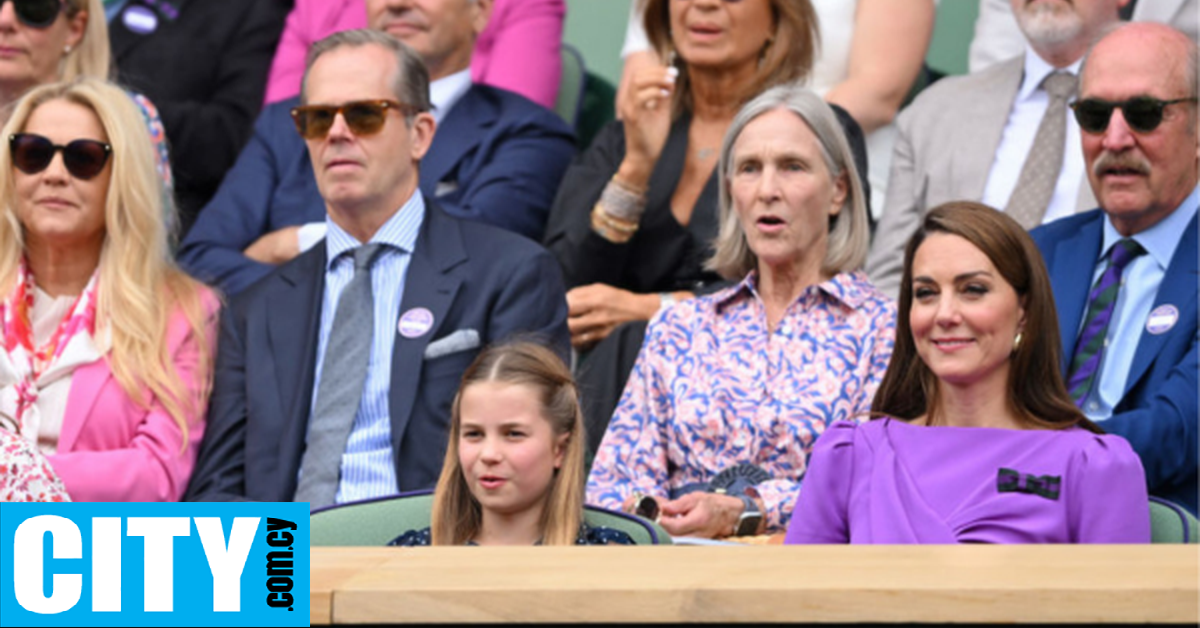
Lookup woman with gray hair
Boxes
[586,84,895,539]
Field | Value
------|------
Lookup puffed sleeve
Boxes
[1068,433,1151,543]
[784,421,859,544]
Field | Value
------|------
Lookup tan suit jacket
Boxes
[865,56,1096,298]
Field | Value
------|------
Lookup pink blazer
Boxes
[263,0,563,109]
[46,290,219,502]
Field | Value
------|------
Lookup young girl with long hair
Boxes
[389,342,633,546]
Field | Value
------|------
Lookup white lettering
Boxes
[13,516,81,614]
[195,517,259,612]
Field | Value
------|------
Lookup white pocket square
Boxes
[434,180,459,197]
[423,328,481,360]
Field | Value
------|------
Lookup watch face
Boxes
[736,513,763,537]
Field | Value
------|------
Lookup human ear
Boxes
[553,432,569,469]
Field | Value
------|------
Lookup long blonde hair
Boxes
[60,0,112,82]
[431,342,587,546]
[0,78,212,443]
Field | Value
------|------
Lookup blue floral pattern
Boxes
[586,270,896,531]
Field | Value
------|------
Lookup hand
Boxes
[243,226,301,265]
[567,284,660,350]
[656,492,745,539]
[615,61,677,189]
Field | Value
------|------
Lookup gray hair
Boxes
[301,29,431,116]
[707,83,870,280]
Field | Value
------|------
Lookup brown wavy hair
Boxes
[870,201,1101,433]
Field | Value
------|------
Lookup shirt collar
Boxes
[1101,185,1200,270]
[713,270,873,313]
[429,69,472,123]
[1018,48,1083,103]
[324,191,426,270]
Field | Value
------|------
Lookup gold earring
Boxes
[1012,332,1023,353]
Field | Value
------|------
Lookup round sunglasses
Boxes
[289,99,423,140]
[2,0,66,29]
[1070,97,1198,134]
[10,133,112,180]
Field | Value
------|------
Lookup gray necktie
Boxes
[1005,71,1078,229]
[294,243,385,509]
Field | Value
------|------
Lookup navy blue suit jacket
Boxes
[178,84,575,296]
[1032,210,1198,514]
[183,200,570,502]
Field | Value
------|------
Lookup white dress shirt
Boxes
[981,50,1084,224]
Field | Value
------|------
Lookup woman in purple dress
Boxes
[786,201,1150,544]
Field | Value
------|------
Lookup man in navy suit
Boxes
[178,0,574,296]
[1031,23,1198,514]
[184,30,570,504]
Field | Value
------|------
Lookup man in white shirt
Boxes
[867,0,1124,298]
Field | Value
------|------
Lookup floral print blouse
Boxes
[586,270,895,531]
[0,429,69,502]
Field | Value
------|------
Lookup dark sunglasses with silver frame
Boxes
[9,133,112,180]
[1070,96,1198,134]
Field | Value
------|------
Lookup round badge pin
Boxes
[123,5,158,35]
[397,307,435,338]
[1145,304,1179,335]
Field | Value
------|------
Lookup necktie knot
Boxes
[1108,238,1145,270]
[1043,71,1077,101]
[352,243,385,271]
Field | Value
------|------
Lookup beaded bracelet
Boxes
[591,204,638,243]
[599,177,647,223]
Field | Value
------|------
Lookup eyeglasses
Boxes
[1070,97,1198,134]
[289,99,421,140]
[10,133,112,180]
[2,0,65,29]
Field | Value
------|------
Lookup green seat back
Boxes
[554,44,587,127]
[1149,497,1199,544]
[310,490,671,546]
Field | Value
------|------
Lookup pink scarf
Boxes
[0,258,101,440]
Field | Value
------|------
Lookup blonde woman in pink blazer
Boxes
[0,78,217,502]
[263,0,564,109]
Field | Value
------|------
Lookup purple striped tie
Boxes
[1066,238,1145,406]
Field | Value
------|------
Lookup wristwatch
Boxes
[734,491,763,537]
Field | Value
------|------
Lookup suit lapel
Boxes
[1125,213,1198,395]
[420,87,497,195]
[109,0,189,61]
[388,203,466,470]
[952,57,1023,200]
[267,246,326,475]
[1050,214,1105,371]
[57,360,112,453]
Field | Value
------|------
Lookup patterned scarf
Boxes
[0,259,102,442]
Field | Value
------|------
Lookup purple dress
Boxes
[785,418,1150,544]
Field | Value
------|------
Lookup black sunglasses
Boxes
[10,133,112,180]
[289,99,422,140]
[2,0,65,29]
[1070,97,1198,134]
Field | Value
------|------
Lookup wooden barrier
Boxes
[310,545,1198,624]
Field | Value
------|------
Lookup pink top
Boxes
[45,289,219,502]
[785,418,1151,544]
[263,0,563,109]
[586,271,896,530]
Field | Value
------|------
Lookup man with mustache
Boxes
[868,0,1124,298]
[184,30,570,506]
[178,0,575,296]
[1032,23,1198,515]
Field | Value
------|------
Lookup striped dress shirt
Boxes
[309,193,425,504]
